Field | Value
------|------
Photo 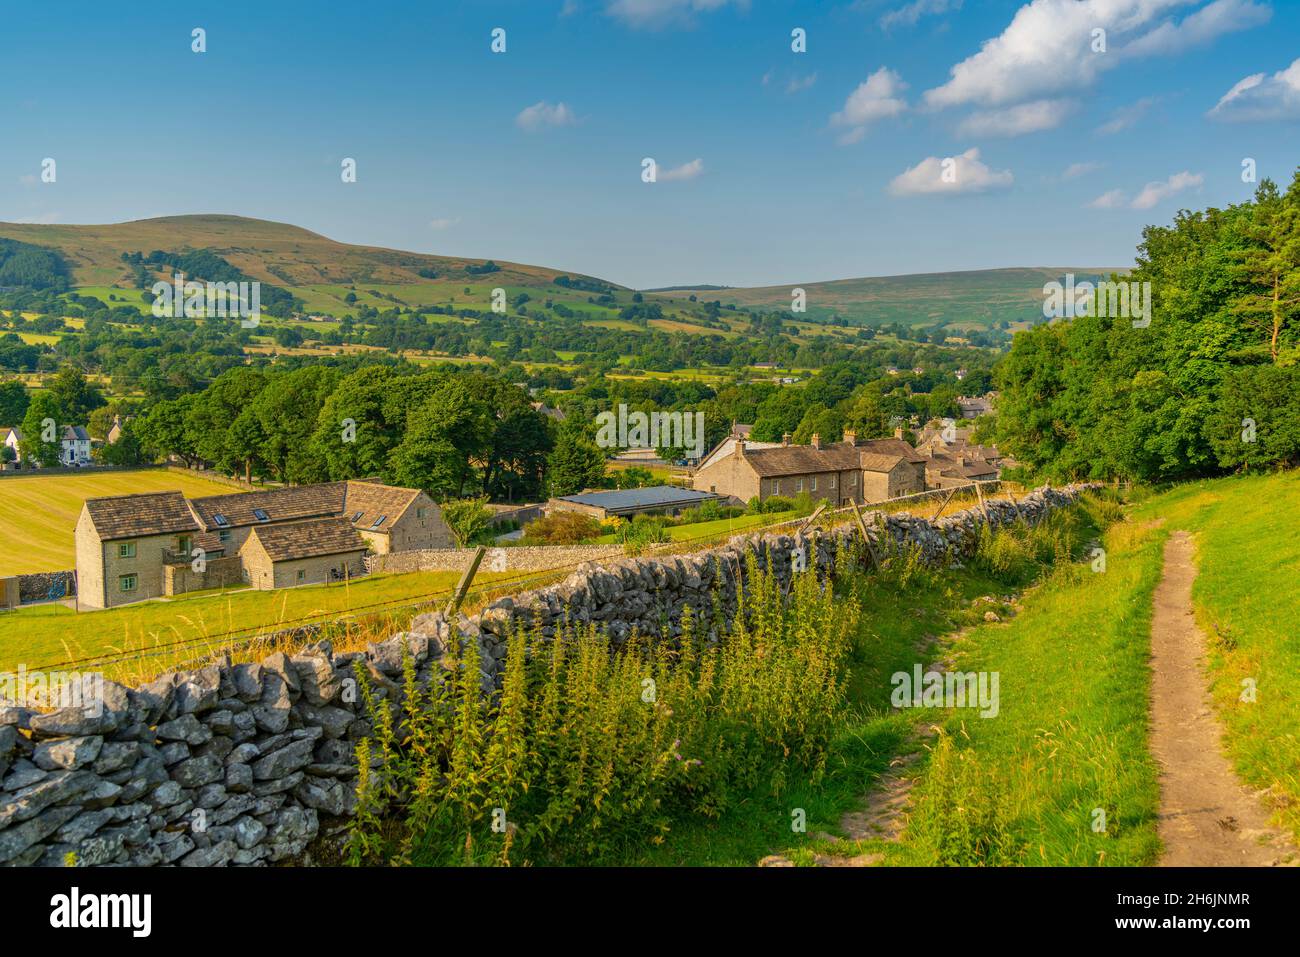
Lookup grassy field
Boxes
[0,566,516,683]
[1130,471,1300,842]
[0,469,245,574]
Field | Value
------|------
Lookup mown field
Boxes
[0,469,245,574]
[0,566,516,683]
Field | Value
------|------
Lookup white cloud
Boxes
[1063,161,1101,179]
[1131,171,1203,209]
[560,0,581,16]
[889,147,1013,196]
[429,217,461,230]
[1123,0,1270,57]
[11,212,60,224]
[881,0,963,29]
[956,98,1072,137]
[515,101,578,132]
[18,174,38,187]
[830,67,907,143]
[1089,171,1203,209]
[605,0,745,30]
[786,73,817,94]
[1096,96,1159,135]
[1209,56,1300,122]
[659,158,705,181]
[1088,189,1128,208]
[923,0,1267,111]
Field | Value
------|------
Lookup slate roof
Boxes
[243,517,366,563]
[62,426,91,443]
[556,485,717,515]
[189,483,346,530]
[740,438,923,477]
[925,451,999,479]
[84,491,200,541]
[342,480,422,531]
[742,444,864,477]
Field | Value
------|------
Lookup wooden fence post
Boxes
[848,499,880,570]
[445,545,487,617]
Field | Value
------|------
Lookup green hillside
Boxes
[653,266,1130,330]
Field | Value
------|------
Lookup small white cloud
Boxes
[880,0,963,30]
[830,67,907,143]
[18,174,38,187]
[659,158,704,181]
[1122,0,1271,57]
[429,217,461,230]
[1096,96,1159,135]
[515,101,578,132]
[12,212,60,224]
[1088,189,1128,209]
[761,69,773,87]
[1131,171,1203,209]
[1209,56,1300,122]
[560,0,581,16]
[889,147,1012,196]
[1063,161,1101,180]
[786,73,817,94]
[605,0,745,30]
[1088,171,1203,210]
[956,98,1071,137]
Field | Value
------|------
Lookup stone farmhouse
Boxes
[692,430,927,506]
[74,479,452,609]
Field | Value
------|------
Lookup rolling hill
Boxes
[0,214,1121,332]
[0,214,615,292]
[652,266,1130,329]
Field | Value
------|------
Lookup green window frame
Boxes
[119,574,138,592]
[118,542,136,558]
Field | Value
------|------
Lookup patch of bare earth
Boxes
[1150,531,1297,867]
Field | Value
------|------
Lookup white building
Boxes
[61,426,92,466]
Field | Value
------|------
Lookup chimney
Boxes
[894,427,906,440]
[736,438,746,459]
[811,433,822,449]
[782,433,791,447]
[843,430,857,446]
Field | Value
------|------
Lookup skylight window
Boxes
[352,511,364,522]
[253,508,270,522]
[370,514,387,528]
[213,514,229,527]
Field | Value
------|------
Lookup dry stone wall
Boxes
[365,543,623,576]
[0,483,1096,867]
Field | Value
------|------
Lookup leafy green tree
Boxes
[46,366,104,424]
[0,379,29,425]
[20,392,64,467]
[547,427,606,496]
[441,496,495,546]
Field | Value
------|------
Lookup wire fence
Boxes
[23,480,1018,679]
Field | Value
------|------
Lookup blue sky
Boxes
[2,0,1298,288]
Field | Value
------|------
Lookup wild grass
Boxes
[347,556,859,866]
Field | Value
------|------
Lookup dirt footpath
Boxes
[1149,530,1296,866]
